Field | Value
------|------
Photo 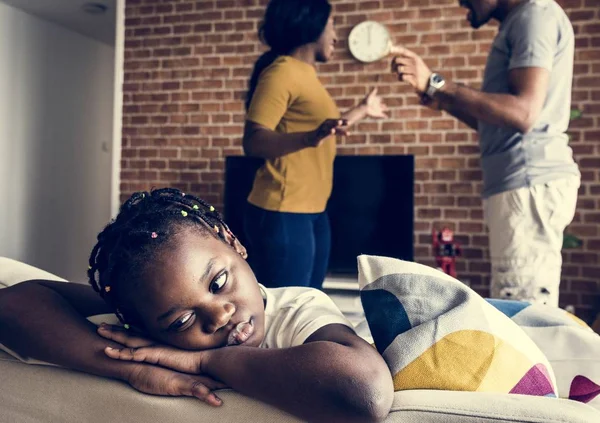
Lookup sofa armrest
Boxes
[2,351,599,423]
[0,257,66,288]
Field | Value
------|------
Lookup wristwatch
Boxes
[425,73,446,99]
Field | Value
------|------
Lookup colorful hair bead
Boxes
[209,206,215,212]
[88,265,92,270]
[214,225,219,233]
[123,324,130,330]
[193,204,199,210]
[105,286,111,293]
[181,210,188,217]
[151,232,158,239]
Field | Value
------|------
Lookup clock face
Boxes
[348,21,391,63]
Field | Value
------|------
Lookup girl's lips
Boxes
[227,317,254,346]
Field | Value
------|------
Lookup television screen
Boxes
[223,155,414,276]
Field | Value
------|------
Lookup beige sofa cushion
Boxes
[1,350,599,423]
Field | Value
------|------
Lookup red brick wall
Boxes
[122,0,600,321]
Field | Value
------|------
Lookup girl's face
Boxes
[128,227,266,350]
[315,16,337,62]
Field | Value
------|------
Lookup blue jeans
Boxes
[243,203,331,289]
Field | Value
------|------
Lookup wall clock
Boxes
[348,21,394,63]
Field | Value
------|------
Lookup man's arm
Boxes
[422,91,479,130]
[391,48,550,134]
[434,67,549,133]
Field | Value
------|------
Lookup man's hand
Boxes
[99,323,206,374]
[391,46,433,94]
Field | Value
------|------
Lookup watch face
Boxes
[432,74,443,84]
[348,21,391,63]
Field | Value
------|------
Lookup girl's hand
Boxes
[305,119,349,147]
[98,323,226,405]
[99,323,211,376]
[126,363,226,406]
[98,323,157,348]
[361,88,388,120]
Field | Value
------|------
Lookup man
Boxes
[392,0,580,306]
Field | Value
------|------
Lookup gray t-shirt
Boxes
[479,0,580,199]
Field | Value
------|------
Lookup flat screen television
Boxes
[223,155,414,276]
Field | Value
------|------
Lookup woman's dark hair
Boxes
[245,0,332,111]
[87,188,235,328]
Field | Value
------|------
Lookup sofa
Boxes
[1,257,599,423]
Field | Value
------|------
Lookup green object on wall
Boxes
[570,108,582,120]
[563,233,583,249]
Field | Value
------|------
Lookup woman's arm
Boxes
[102,324,394,423]
[243,119,347,160]
[244,88,386,160]
[341,88,388,126]
[0,281,225,404]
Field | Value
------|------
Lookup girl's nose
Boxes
[201,301,235,334]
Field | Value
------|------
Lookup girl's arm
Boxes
[0,280,125,375]
[0,281,225,405]
[103,324,394,423]
[205,324,394,423]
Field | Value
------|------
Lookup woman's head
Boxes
[88,188,265,350]
[245,0,335,110]
[260,0,334,60]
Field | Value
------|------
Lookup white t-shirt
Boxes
[259,284,354,349]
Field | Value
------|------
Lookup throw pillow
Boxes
[358,255,557,396]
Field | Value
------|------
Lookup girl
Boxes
[243,0,388,289]
[0,188,393,423]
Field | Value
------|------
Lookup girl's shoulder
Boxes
[262,285,330,315]
[260,284,352,348]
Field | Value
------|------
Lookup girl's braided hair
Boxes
[87,188,235,327]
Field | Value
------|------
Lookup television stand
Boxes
[323,273,359,291]
[322,273,364,325]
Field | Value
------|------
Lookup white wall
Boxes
[0,2,115,281]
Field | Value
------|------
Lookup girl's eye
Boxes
[210,272,228,293]
[170,313,195,332]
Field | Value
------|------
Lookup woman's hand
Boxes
[98,324,225,406]
[360,88,388,120]
[305,119,349,147]
[342,88,388,126]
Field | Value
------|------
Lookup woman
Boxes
[243,0,388,289]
